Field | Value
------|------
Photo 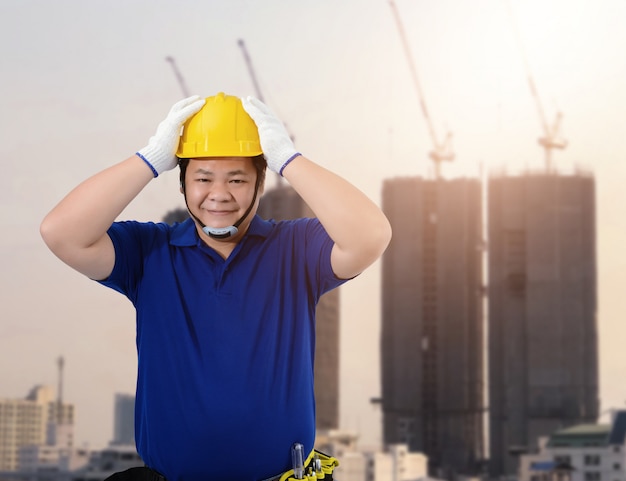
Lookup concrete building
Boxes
[335,444,429,481]
[3,445,143,481]
[518,411,626,481]
[0,386,74,472]
[17,444,90,477]
[380,177,485,476]
[315,432,430,481]
[488,170,598,477]
[1,390,143,481]
[111,394,134,447]
[258,183,341,431]
[68,446,143,481]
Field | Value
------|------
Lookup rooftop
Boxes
[547,417,626,448]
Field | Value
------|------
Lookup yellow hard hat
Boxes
[176,92,262,158]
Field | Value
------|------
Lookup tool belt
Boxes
[103,450,339,481]
[268,450,339,481]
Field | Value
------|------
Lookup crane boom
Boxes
[165,56,191,97]
[387,0,454,177]
[504,0,567,170]
[237,39,265,102]
[237,39,295,144]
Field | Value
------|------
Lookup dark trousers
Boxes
[103,467,165,481]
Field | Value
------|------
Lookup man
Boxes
[40,93,392,481]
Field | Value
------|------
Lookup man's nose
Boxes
[208,182,232,201]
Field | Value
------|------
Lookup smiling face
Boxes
[182,157,264,246]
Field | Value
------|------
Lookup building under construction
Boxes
[257,184,341,432]
[487,170,599,477]
[380,176,485,476]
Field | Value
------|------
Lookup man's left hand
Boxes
[242,96,301,176]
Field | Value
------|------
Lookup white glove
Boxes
[137,95,206,177]
[242,96,301,175]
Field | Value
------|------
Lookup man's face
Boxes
[183,157,263,240]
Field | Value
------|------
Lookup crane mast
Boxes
[388,0,454,178]
[505,0,567,171]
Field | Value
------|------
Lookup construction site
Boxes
[1,1,622,481]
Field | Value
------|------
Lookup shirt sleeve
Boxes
[96,221,161,304]
[300,218,351,296]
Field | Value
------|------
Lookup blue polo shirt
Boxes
[98,215,347,481]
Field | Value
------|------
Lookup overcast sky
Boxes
[1,0,625,450]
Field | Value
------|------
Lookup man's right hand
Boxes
[136,95,206,177]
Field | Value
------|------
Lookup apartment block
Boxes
[111,394,135,447]
[518,411,626,481]
[488,171,598,477]
[380,176,484,476]
[0,386,74,471]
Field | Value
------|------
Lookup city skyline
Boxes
[1,0,625,450]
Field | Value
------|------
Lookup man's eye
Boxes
[230,179,245,184]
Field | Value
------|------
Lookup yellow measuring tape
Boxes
[278,450,339,481]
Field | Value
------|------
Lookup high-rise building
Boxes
[257,183,340,431]
[0,385,74,471]
[517,410,626,481]
[112,393,135,446]
[487,170,598,477]
[380,176,485,476]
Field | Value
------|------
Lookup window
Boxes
[585,472,601,481]
[585,455,601,466]
[505,230,526,296]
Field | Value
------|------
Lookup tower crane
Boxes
[237,38,295,143]
[504,0,567,171]
[165,56,191,97]
[237,39,265,103]
[388,0,455,179]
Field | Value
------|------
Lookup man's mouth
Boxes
[207,209,236,216]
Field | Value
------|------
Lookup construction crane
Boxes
[388,0,455,179]
[237,38,292,188]
[237,38,295,144]
[504,0,567,171]
[165,56,191,97]
[237,39,265,103]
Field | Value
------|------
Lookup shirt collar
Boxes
[169,215,273,247]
